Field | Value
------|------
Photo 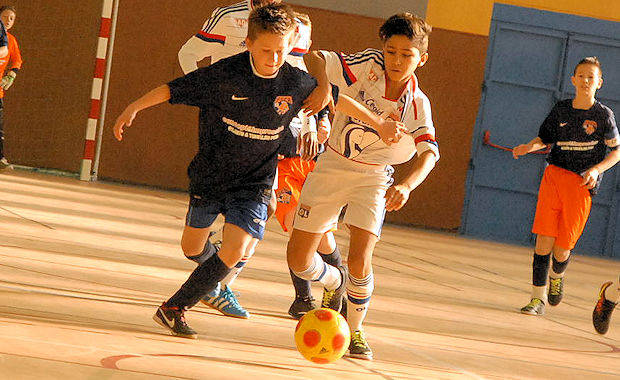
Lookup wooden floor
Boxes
[1,170,619,379]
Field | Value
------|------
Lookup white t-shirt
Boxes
[321,48,439,166]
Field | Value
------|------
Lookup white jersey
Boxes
[178,0,308,74]
[321,48,439,166]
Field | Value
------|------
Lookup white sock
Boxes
[221,239,257,287]
[532,285,547,303]
[346,272,374,332]
[293,252,342,290]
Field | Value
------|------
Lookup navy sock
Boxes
[186,241,217,265]
[532,252,551,287]
[290,269,312,299]
[166,253,231,309]
[319,246,342,267]
[552,255,570,276]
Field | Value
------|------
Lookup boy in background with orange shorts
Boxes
[513,57,620,316]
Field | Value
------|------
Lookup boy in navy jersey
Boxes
[113,4,404,338]
[513,57,620,316]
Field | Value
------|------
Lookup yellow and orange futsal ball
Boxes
[294,308,350,364]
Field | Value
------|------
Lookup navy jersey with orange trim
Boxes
[539,99,619,174]
[168,51,317,200]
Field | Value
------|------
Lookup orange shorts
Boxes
[532,165,592,250]
[275,157,315,232]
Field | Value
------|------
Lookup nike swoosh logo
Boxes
[162,310,174,326]
[560,122,568,127]
[232,95,249,101]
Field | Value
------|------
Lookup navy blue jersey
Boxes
[168,51,317,200]
[539,99,619,193]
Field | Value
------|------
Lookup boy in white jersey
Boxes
[288,13,439,360]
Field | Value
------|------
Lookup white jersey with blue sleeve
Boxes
[320,48,439,166]
[178,1,312,74]
[178,1,252,74]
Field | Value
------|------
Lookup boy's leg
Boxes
[345,225,376,360]
[548,246,570,306]
[154,223,255,338]
[521,235,553,315]
[288,228,347,312]
[548,177,591,306]
[593,277,619,334]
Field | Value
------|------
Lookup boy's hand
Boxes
[317,117,331,144]
[377,119,407,145]
[512,144,530,159]
[303,84,333,116]
[113,105,138,141]
[299,131,318,161]
[0,71,16,90]
[581,167,599,189]
[385,184,411,211]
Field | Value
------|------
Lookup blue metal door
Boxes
[462,4,620,258]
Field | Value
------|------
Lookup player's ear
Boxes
[245,36,253,50]
[418,52,428,67]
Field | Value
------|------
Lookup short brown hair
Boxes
[247,3,296,41]
[0,5,16,15]
[379,13,432,54]
[574,56,602,76]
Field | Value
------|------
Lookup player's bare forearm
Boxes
[0,46,7,58]
[336,95,406,144]
[303,51,331,115]
[399,150,436,192]
[385,150,436,212]
[113,85,171,141]
[593,149,620,174]
[512,137,546,159]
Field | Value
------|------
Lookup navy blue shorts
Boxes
[185,194,269,240]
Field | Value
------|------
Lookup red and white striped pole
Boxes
[80,0,114,181]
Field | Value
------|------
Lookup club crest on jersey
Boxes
[298,204,311,218]
[274,96,293,115]
[368,69,378,82]
[583,120,597,135]
[276,188,292,204]
[234,18,247,28]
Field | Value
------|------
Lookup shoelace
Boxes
[528,299,542,308]
[351,331,367,348]
[322,290,335,307]
[549,278,562,295]
[222,288,242,308]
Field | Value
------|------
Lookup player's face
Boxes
[0,10,15,31]
[246,31,295,76]
[571,64,603,98]
[383,35,428,84]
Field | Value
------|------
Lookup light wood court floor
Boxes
[1,170,619,379]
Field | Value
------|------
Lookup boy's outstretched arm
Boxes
[385,150,436,211]
[582,148,620,189]
[335,94,407,145]
[303,51,333,115]
[513,137,547,159]
[113,85,171,141]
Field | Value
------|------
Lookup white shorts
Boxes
[293,148,394,237]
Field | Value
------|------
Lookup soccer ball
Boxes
[294,308,350,364]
